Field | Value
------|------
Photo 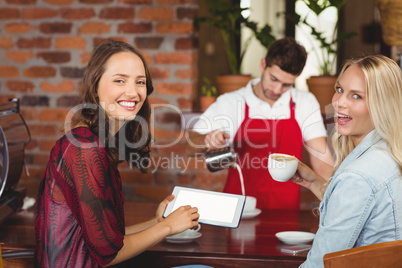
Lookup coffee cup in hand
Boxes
[268,153,298,182]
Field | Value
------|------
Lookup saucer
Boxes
[275,231,315,245]
[242,208,262,219]
[165,232,202,244]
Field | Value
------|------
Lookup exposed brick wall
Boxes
[0,0,227,202]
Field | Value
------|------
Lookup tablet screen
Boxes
[163,186,245,228]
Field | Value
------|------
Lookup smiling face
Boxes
[97,51,147,133]
[332,64,375,146]
[256,60,297,105]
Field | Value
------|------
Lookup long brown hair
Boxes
[74,40,153,171]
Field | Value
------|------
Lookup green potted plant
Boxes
[200,77,218,112]
[195,0,276,94]
[284,0,355,114]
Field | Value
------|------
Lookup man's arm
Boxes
[185,130,230,154]
[185,131,208,154]
[304,136,334,180]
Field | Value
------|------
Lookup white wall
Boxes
[240,0,286,78]
[241,0,338,92]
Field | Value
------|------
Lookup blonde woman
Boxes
[291,54,402,268]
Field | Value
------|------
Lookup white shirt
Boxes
[193,78,327,143]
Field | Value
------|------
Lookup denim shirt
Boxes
[300,130,402,268]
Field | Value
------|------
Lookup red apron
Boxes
[224,98,303,209]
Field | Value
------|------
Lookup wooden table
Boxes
[0,202,319,268]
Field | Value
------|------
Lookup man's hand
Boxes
[185,130,230,154]
[204,130,230,150]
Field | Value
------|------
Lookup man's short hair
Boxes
[265,37,307,76]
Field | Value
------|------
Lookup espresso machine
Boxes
[0,98,31,224]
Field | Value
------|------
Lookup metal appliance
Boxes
[205,146,237,172]
[0,98,31,224]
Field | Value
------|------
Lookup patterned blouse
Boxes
[35,127,125,267]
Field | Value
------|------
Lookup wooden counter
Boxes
[0,202,319,268]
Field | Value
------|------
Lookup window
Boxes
[241,0,337,91]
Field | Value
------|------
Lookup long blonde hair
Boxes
[332,55,402,174]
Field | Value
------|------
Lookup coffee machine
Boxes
[0,98,31,224]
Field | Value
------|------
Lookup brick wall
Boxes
[0,0,228,202]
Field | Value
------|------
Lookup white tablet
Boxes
[163,186,246,228]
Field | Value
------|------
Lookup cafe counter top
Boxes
[0,202,319,268]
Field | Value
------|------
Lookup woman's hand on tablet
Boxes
[163,205,199,235]
[155,194,175,222]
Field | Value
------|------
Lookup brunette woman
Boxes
[35,40,200,267]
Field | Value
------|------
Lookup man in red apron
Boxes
[189,37,333,209]
[224,97,302,209]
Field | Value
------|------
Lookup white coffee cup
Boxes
[244,196,257,212]
[268,153,298,182]
[168,224,201,238]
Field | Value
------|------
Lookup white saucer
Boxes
[275,231,315,245]
[242,208,262,219]
[165,232,202,244]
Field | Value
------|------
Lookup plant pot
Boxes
[215,74,252,95]
[306,76,337,115]
[200,96,217,112]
